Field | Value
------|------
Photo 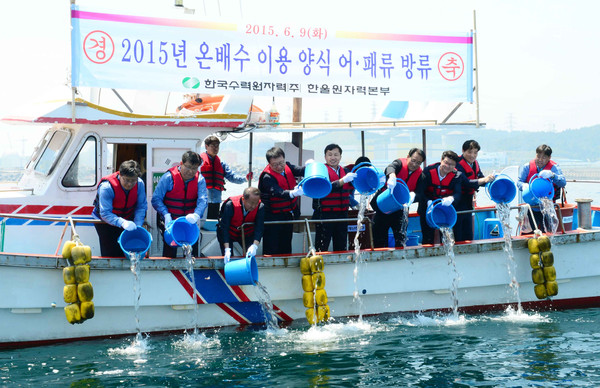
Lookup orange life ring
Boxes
[177,95,224,113]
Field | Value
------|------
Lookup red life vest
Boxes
[200,152,225,191]
[319,165,352,212]
[163,165,199,217]
[259,164,298,213]
[396,158,422,192]
[526,159,560,201]
[425,164,456,199]
[458,157,482,196]
[227,195,260,240]
[94,172,138,220]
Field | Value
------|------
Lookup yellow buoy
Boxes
[302,275,314,292]
[74,265,90,283]
[63,266,76,284]
[317,305,330,322]
[537,235,551,252]
[541,251,554,267]
[305,308,317,324]
[82,245,92,263]
[63,284,78,304]
[309,255,324,273]
[71,245,87,265]
[303,292,315,308]
[64,303,82,324]
[527,238,539,254]
[543,266,557,282]
[80,301,95,319]
[311,272,326,289]
[315,289,328,306]
[534,284,548,299]
[77,282,94,302]
[300,257,312,275]
[529,254,541,269]
[62,240,76,259]
[545,281,558,296]
[531,268,545,285]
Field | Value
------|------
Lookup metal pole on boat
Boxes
[70,0,76,123]
[248,132,253,188]
[361,131,365,156]
[292,97,303,165]
[421,128,427,166]
[473,10,480,127]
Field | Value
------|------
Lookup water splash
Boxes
[392,312,472,327]
[539,197,559,234]
[352,194,369,321]
[440,227,459,318]
[496,202,523,313]
[108,332,150,359]
[254,281,280,331]
[128,251,143,335]
[400,203,410,249]
[182,243,200,335]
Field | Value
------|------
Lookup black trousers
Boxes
[528,210,548,233]
[419,212,437,245]
[94,223,126,258]
[216,225,255,256]
[314,210,348,252]
[157,215,199,258]
[373,209,407,248]
[454,195,474,242]
[263,212,294,255]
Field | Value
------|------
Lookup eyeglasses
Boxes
[269,160,286,168]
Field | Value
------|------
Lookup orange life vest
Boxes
[396,158,422,192]
[458,157,482,196]
[94,172,138,220]
[318,165,352,212]
[200,152,225,191]
[163,165,199,217]
[425,165,456,199]
[226,195,260,240]
[260,164,298,213]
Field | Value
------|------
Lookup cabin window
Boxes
[62,136,98,187]
[33,129,71,176]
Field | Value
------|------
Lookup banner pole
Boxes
[473,9,480,127]
[70,0,76,123]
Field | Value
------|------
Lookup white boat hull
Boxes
[2,229,600,347]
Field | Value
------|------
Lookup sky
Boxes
[1,0,599,157]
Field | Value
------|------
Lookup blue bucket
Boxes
[376,179,410,214]
[486,174,517,204]
[164,217,200,247]
[299,162,332,199]
[406,233,420,246]
[351,162,385,195]
[522,173,554,205]
[224,254,259,286]
[426,199,457,228]
[118,226,152,259]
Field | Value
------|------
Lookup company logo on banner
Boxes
[71,6,473,102]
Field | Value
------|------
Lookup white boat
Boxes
[1,98,600,348]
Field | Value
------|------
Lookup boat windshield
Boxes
[62,136,98,187]
[32,128,71,176]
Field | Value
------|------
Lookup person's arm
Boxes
[451,172,463,204]
[133,179,147,226]
[220,201,234,246]
[97,182,124,227]
[252,203,265,243]
[194,175,209,217]
[288,162,306,178]
[385,159,403,178]
[517,163,529,191]
[261,173,294,198]
[151,172,173,217]
[222,161,247,184]
[550,164,567,188]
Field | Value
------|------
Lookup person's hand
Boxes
[224,248,231,264]
[409,192,416,205]
[342,172,357,183]
[164,213,172,225]
[246,243,258,257]
[484,174,495,184]
[290,185,304,198]
[539,170,553,179]
[441,196,454,206]
[122,220,136,231]
[185,213,200,224]
[246,171,253,181]
[386,176,397,190]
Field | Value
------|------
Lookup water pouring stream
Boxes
[128,251,144,342]
[352,195,369,321]
[496,202,523,313]
[182,244,201,335]
[440,227,460,318]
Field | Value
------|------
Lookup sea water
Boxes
[4,309,600,386]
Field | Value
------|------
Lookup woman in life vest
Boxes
[258,147,305,255]
[454,140,495,242]
[371,148,425,248]
[517,144,566,233]
[151,151,208,258]
[92,160,147,257]
[312,144,357,252]
[419,150,463,245]
[217,187,265,262]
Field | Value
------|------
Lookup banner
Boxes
[71,5,473,102]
